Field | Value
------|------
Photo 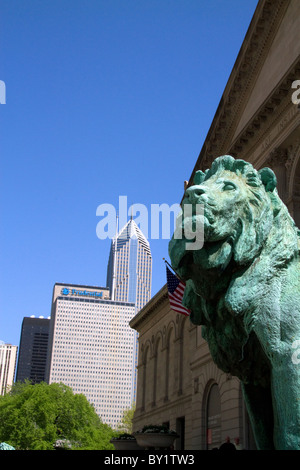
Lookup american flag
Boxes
[166,266,190,316]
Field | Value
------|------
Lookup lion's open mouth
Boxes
[169,212,213,274]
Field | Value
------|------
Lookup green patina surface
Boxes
[169,155,300,450]
[0,442,15,450]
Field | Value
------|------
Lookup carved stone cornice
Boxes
[188,0,292,181]
[130,285,168,331]
[286,138,300,199]
[286,138,300,173]
[265,147,288,168]
[230,60,300,164]
[217,0,289,153]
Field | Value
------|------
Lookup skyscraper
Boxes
[16,316,50,384]
[106,218,152,311]
[45,283,136,428]
[106,218,152,404]
[0,342,18,395]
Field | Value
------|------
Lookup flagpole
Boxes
[164,258,203,300]
[163,258,185,282]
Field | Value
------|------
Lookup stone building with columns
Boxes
[130,0,300,450]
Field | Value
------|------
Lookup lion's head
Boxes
[169,155,298,281]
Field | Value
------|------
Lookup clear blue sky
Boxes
[0,0,258,346]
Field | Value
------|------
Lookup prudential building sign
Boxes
[61,287,103,299]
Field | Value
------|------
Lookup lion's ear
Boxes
[193,169,209,185]
[258,167,277,192]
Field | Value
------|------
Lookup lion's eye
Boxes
[223,182,236,191]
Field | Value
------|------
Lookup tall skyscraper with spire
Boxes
[106,218,152,404]
[106,218,152,312]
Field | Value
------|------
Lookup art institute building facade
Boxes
[130,0,300,450]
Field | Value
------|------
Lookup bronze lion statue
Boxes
[169,155,300,450]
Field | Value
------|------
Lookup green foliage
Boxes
[0,381,116,450]
[116,402,135,435]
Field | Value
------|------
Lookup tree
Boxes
[0,381,116,450]
[117,402,136,434]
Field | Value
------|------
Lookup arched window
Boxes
[206,383,221,450]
